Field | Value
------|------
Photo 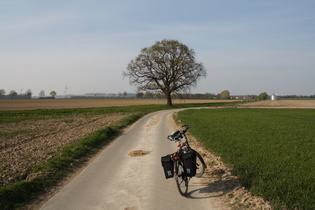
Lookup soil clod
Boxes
[128,150,151,157]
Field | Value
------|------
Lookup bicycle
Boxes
[161,125,207,196]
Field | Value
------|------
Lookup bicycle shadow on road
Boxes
[186,175,241,200]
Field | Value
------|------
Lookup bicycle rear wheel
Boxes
[175,161,188,196]
[195,152,206,177]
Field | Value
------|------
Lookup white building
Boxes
[271,94,278,100]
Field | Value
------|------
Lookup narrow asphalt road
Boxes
[40,109,228,210]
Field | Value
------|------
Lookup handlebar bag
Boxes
[181,150,197,177]
[171,130,182,140]
[161,155,174,179]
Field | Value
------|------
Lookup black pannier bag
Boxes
[161,154,174,179]
[181,150,197,177]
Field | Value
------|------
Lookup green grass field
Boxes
[176,108,315,209]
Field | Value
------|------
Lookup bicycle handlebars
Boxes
[182,124,191,130]
[167,125,191,141]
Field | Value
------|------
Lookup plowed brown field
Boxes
[0,99,233,111]
[0,113,129,186]
[236,100,315,108]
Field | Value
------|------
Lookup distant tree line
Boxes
[0,89,33,99]
[253,93,315,100]
[135,90,230,99]
[1,88,314,100]
[281,95,315,99]
[0,89,57,99]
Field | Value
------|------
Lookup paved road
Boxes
[40,109,226,210]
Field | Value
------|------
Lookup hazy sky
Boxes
[1,0,314,96]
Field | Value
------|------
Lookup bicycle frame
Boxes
[172,153,183,176]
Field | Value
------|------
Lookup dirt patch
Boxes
[0,113,129,186]
[128,150,151,157]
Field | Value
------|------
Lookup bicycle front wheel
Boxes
[175,161,188,196]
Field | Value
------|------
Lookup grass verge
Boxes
[175,108,315,209]
[0,101,236,209]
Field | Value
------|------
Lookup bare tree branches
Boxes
[123,39,206,106]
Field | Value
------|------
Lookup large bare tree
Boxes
[123,39,207,106]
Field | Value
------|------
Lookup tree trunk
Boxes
[166,92,173,106]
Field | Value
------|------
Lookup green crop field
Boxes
[176,108,315,209]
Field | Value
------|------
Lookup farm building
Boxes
[271,94,278,100]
